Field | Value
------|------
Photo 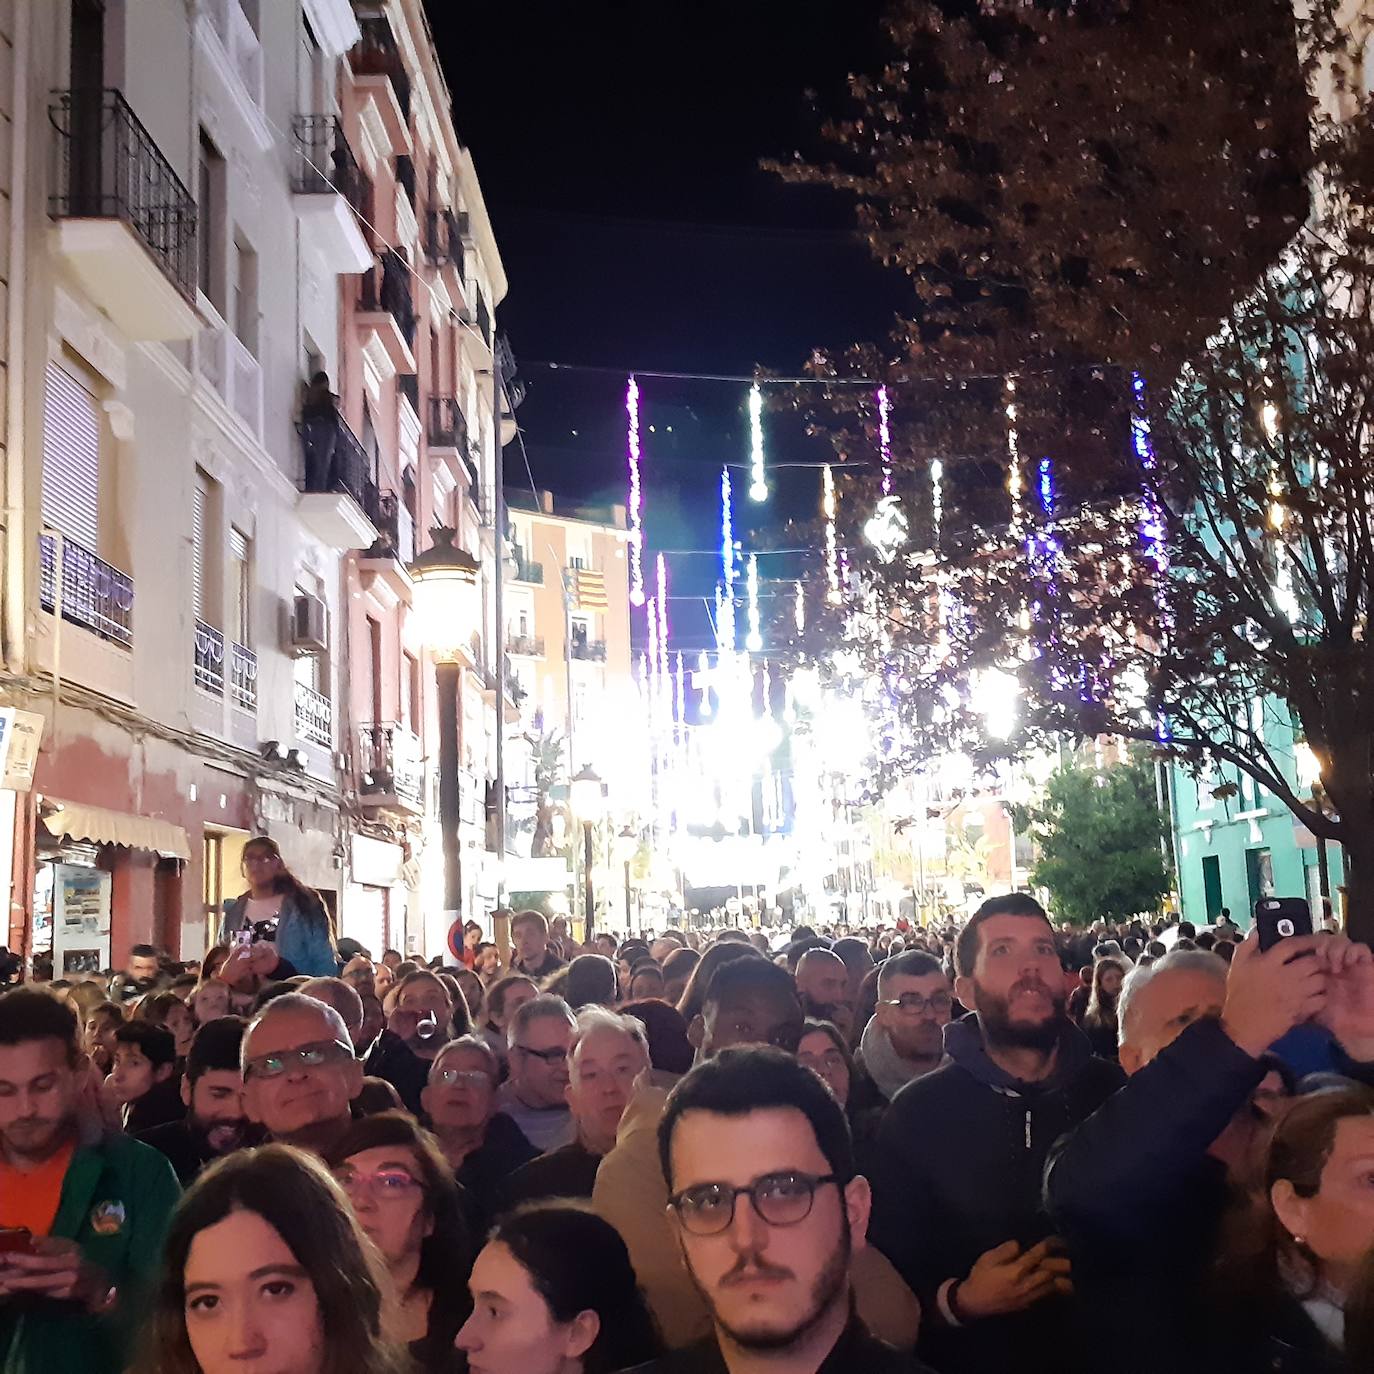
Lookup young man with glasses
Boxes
[858,952,955,1102]
[497,994,577,1152]
[627,1046,932,1373]
[239,992,362,1158]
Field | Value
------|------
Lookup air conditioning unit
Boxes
[289,593,329,656]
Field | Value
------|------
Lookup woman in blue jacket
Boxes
[220,835,339,977]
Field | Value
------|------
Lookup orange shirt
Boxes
[0,1138,76,1238]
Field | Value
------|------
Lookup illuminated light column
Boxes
[746,554,763,653]
[719,468,738,650]
[878,384,893,497]
[749,382,768,501]
[823,464,840,605]
[626,375,646,608]
[794,580,805,634]
[1005,377,1022,535]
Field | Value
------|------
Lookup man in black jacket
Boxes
[868,894,1123,1374]
[1045,933,1374,1374]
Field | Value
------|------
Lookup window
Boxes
[198,131,225,309]
[518,611,529,637]
[367,616,383,724]
[1201,855,1223,922]
[1246,847,1275,907]
[230,527,251,644]
[192,469,213,622]
[42,361,101,551]
[402,652,420,733]
[570,618,589,651]
[233,233,258,355]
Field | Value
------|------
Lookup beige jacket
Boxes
[591,1078,921,1351]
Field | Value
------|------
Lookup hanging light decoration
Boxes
[823,464,841,605]
[656,552,670,691]
[794,580,805,634]
[746,553,763,653]
[719,467,738,651]
[864,497,908,564]
[1005,377,1022,537]
[748,382,768,501]
[626,375,646,608]
[878,384,893,497]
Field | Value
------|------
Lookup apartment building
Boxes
[0,0,519,972]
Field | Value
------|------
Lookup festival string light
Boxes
[878,384,893,497]
[794,580,805,634]
[1005,377,1022,535]
[719,467,738,651]
[823,464,841,605]
[626,375,646,607]
[749,382,768,501]
[746,554,763,653]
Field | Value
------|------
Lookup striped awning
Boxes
[41,799,191,860]
[574,567,608,611]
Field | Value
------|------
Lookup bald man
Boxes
[796,947,854,1037]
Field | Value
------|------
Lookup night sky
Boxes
[429,0,910,651]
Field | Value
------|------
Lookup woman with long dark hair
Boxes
[326,1111,474,1372]
[1082,957,1126,1061]
[456,1203,660,1374]
[137,1144,408,1374]
[220,836,338,977]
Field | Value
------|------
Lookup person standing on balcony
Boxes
[300,371,340,493]
[219,836,340,978]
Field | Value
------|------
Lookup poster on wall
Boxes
[0,708,44,791]
[52,864,112,975]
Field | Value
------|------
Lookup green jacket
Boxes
[0,1131,181,1374]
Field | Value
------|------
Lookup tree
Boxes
[1014,751,1169,925]
[773,0,1374,938]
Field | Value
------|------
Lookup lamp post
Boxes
[615,824,637,936]
[408,528,480,926]
[569,764,604,941]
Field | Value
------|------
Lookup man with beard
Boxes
[859,952,954,1102]
[1046,937,1374,1374]
[795,948,854,1039]
[868,894,1123,1374]
[108,943,165,1004]
[0,988,180,1373]
[137,1016,253,1183]
[627,1047,933,1373]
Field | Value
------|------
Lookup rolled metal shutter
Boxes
[41,362,100,552]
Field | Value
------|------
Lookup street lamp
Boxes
[408,528,480,925]
[569,764,604,940]
[615,824,638,935]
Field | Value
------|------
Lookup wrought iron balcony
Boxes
[427,396,467,449]
[194,619,225,694]
[358,722,423,810]
[506,634,545,657]
[513,554,544,585]
[294,681,333,748]
[291,114,370,222]
[48,89,198,302]
[351,15,412,122]
[38,533,134,649]
[230,642,257,712]
[359,248,416,348]
[571,639,608,663]
[297,407,382,522]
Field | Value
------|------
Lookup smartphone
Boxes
[1255,897,1314,952]
[0,1227,33,1254]
[234,928,254,949]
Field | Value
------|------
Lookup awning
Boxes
[41,799,191,860]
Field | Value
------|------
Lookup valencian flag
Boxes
[574,568,608,612]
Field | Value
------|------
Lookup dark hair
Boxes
[1215,940,1237,964]
[566,954,619,1009]
[201,944,231,980]
[486,973,537,1023]
[877,950,944,991]
[1085,957,1126,1024]
[798,1019,857,1109]
[139,1144,407,1374]
[676,941,762,1024]
[134,990,187,1030]
[114,1020,177,1068]
[661,946,699,981]
[1194,932,1217,951]
[701,956,799,1017]
[488,1204,661,1374]
[241,836,336,945]
[0,987,81,1062]
[1147,940,1168,958]
[129,943,160,961]
[831,936,874,972]
[1177,922,1197,939]
[186,1016,246,1086]
[618,999,694,1074]
[1348,1244,1374,1374]
[511,909,549,937]
[658,1046,854,1191]
[325,1112,472,1357]
[954,893,1052,977]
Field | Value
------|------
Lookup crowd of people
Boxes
[1,839,1373,1374]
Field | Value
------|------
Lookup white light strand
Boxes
[823,464,840,605]
[749,382,768,501]
[794,580,805,634]
[746,554,763,652]
[626,375,646,607]
[1005,377,1022,538]
[878,384,893,497]
[720,468,738,650]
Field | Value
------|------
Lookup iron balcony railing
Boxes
[358,722,423,809]
[194,619,225,694]
[352,15,412,121]
[571,639,608,662]
[296,407,383,526]
[427,396,467,449]
[230,642,257,712]
[359,248,416,348]
[48,89,198,301]
[294,681,332,748]
[505,634,545,657]
[38,533,134,649]
[290,114,370,223]
[513,554,544,585]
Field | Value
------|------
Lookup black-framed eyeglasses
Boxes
[669,1171,839,1236]
[244,1039,354,1081]
[879,991,953,1017]
[515,1043,568,1065]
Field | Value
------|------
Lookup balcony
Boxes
[357,249,416,373]
[424,208,466,286]
[350,14,411,152]
[357,722,424,813]
[230,642,257,712]
[39,533,133,649]
[513,554,544,586]
[290,115,373,273]
[395,154,416,209]
[359,491,414,605]
[506,634,545,658]
[427,396,467,451]
[571,639,608,663]
[196,0,269,148]
[48,90,199,340]
[397,372,419,417]
[199,319,262,438]
[294,681,333,748]
[296,408,382,549]
[194,620,225,694]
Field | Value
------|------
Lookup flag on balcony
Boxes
[574,568,608,611]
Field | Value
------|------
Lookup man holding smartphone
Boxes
[0,988,180,1372]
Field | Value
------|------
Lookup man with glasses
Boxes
[497,994,577,1152]
[240,992,362,1158]
[627,1046,931,1373]
[859,952,954,1102]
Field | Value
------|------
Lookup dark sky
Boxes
[428,0,910,650]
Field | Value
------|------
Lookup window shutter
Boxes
[192,471,210,620]
[41,362,100,552]
[230,527,250,641]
